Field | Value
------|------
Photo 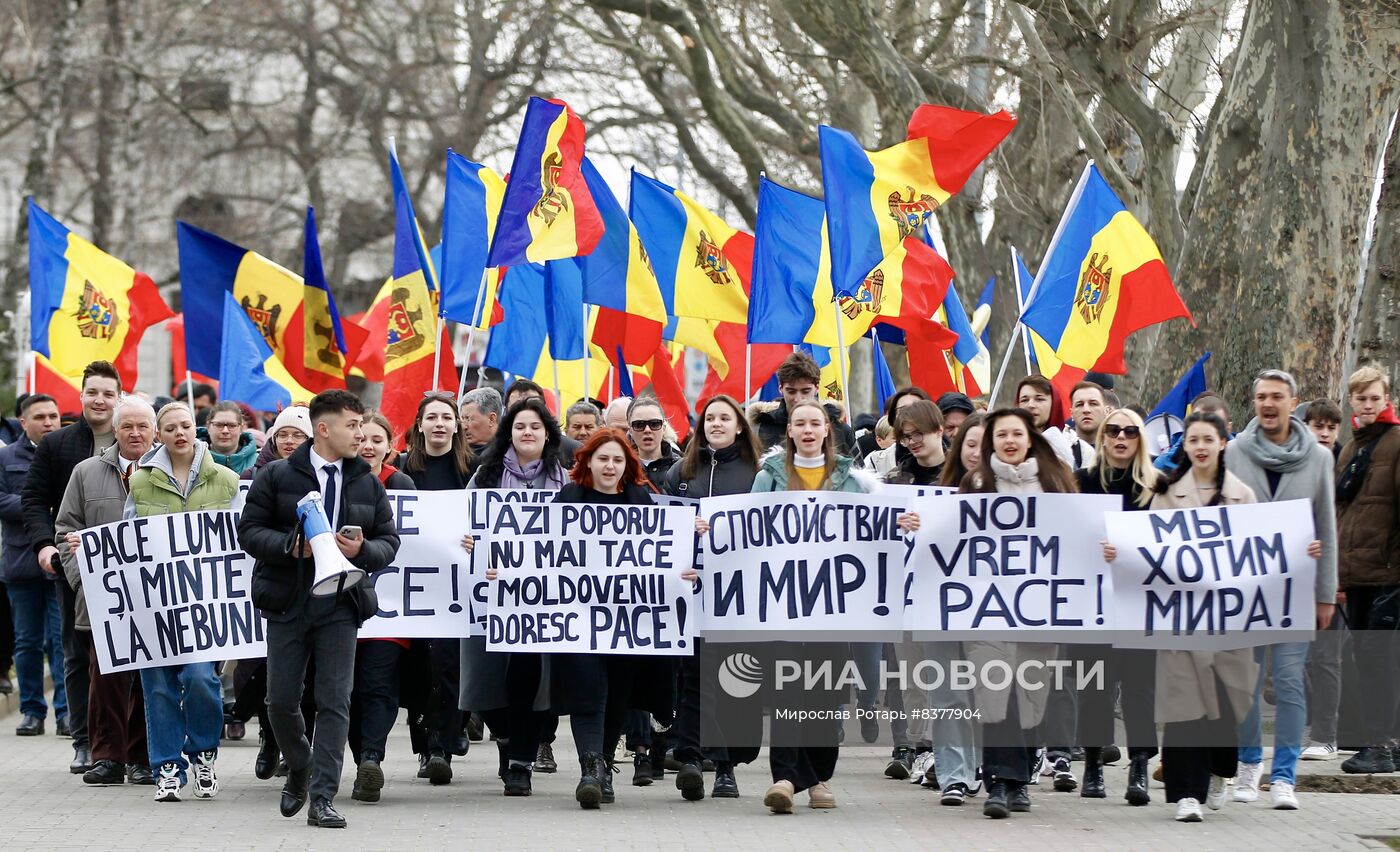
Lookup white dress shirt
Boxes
[308,446,344,530]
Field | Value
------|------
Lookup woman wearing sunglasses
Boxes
[1073,409,1161,805]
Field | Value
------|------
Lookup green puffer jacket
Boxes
[127,442,240,517]
[750,448,878,494]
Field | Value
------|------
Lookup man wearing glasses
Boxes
[199,401,260,476]
[627,397,679,489]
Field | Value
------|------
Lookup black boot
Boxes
[255,729,279,780]
[633,751,653,787]
[712,762,739,798]
[576,753,603,810]
[1125,755,1150,806]
[601,757,616,804]
[983,781,1010,819]
[1081,749,1106,798]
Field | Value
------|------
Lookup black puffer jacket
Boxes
[236,441,400,624]
[754,400,860,459]
[662,443,756,498]
[640,442,681,491]
[21,416,96,555]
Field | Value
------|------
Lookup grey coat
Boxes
[54,445,138,631]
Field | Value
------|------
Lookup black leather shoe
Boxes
[306,797,346,828]
[466,714,484,742]
[255,730,279,781]
[83,759,126,785]
[576,753,603,810]
[633,752,653,787]
[126,765,155,785]
[1008,784,1032,812]
[676,761,704,801]
[56,715,71,737]
[15,715,43,736]
[453,733,470,757]
[983,781,1009,819]
[69,745,93,774]
[280,767,310,817]
[503,764,532,796]
[712,764,739,798]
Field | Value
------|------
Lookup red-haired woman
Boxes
[548,428,675,810]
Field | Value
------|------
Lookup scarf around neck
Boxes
[1234,414,1314,472]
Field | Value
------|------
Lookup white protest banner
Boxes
[76,510,259,673]
[878,483,958,499]
[463,489,558,637]
[1105,499,1317,650]
[651,493,700,509]
[698,491,910,636]
[488,565,694,654]
[358,490,475,639]
[904,493,1122,641]
[480,502,696,654]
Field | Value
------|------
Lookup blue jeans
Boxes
[139,662,222,781]
[1238,642,1308,784]
[5,580,66,719]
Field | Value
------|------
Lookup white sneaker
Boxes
[1206,774,1231,810]
[910,752,934,785]
[191,750,219,799]
[1270,780,1298,810]
[154,763,182,803]
[1175,797,1203,822]
[1301,744,1338,760]
[1029,748,1047,784]
[1233,762,1261,803]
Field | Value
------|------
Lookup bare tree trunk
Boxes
[1154,0,1400,411]
[0,0,84,392]
[92,0,124,247]
[1347,110,1400,394]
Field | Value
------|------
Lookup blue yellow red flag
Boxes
[577,158,665,364]
[750,177,821,345]
[296,207,368,392]
[28,199,172,387]
[219,291,311,410]
[488,97,604,267]
[442,150,506,326]
[976,276,995,348]
[380,147,458,438]
[1020,163,1192,373]
[629,170,751,325]
[819,105,1015,298]
[176,222,309,390]
[871,332,897,413]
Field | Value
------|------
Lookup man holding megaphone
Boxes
[238,390,401,829]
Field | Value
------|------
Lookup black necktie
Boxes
[322,464,338,529]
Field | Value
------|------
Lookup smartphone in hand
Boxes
[338,525,363,541]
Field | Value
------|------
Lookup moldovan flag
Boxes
[297,207,368,392]
[27,199,172,388]
[487,97,604,267]
[819,105,1014,299]
[577,158,666,364]
[1012,247,1082,406]
[379,147,458,439]
[442,151,506,326]
[176,222,311,394]
[1019,163,1191,374]
[630,170,751,325]
[26,353,82,414]
[219,291,311,410]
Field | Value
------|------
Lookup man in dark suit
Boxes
[237,390,399,828]
[20,360,121,775]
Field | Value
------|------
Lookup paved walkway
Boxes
[0,717,1396,851]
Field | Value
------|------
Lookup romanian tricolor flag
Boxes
[28,200,172,388]
[819,105,1014,299]
[487,97,604,267]
[379,147,458,439]
[442,150,506,326]
[630,170,751,325]
[1019,164,1191,374]
[297,207,368,392]
[577,158,666,365]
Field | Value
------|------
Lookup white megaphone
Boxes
[297,492,366,596]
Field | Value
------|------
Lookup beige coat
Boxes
[962,456,1059,728]
[1149,470,1262,724]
